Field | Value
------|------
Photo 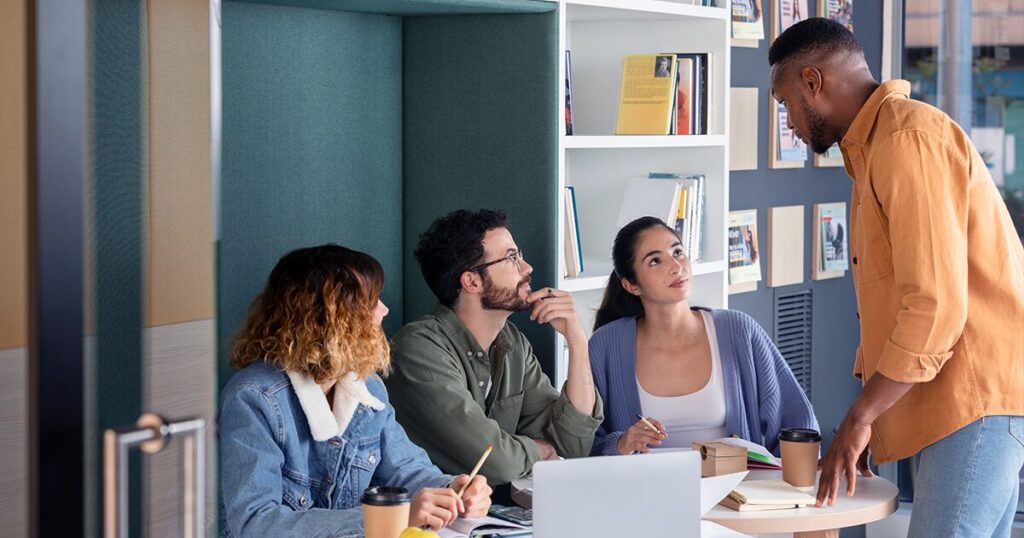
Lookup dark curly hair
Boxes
[769,17,863,71]
[414,209,509,307]
[232,244,390,383]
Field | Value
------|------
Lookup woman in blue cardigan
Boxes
[589,217,818,456]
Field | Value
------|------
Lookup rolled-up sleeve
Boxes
[867,131,968,383]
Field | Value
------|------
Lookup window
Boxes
[900,0,1024,515]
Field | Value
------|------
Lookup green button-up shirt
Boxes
[385,305,603,486]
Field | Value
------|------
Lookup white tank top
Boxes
[636,310,728,449]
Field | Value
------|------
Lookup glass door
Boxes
[13,1,220,535]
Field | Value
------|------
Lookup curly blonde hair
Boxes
[232,245,390,383]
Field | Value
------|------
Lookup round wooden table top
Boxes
[703,469,899,535]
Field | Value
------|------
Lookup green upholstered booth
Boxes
[218,0,560,383]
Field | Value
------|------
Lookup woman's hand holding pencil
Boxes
[449,444,493,518]
[616,415,668,455]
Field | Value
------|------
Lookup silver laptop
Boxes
[532,451,701,537]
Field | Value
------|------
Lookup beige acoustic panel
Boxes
[146,0,214,327]
[0,0,28,349]
[729,281,758,294]
[731,38,760,48]
[813,152,845,168]
[767,205,805,287]
[768,95,806,169]
[729,88,759,171]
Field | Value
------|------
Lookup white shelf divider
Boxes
[563,134,727,149]
[565,0,729,22]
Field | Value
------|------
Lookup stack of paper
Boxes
[712,437,782,469]
[720,480,816,512]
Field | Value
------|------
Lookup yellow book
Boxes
[615,54,677,135]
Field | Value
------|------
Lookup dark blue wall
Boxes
[729,5,884,536]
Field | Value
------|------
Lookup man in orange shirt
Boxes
[770,18,1024,536]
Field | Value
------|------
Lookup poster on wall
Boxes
[819,0,854,32]
[728,210,762,285]
[776,102,807,162]
[773,0,808,40]
[732,0,765,41]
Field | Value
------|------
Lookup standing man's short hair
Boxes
[414,208,508,307]
[768,17,863,74]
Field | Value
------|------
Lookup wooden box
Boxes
[692,441,747,477]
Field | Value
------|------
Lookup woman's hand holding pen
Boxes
[617,416,667,455]
[449,474,491,518]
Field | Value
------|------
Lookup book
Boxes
[819,0,853,31]
[727,479,816,506]
[437,515,528,538]
[562,186,584,278]
[728,210,762,285]
[776,102,807,161]
[711,436,781,468]
[731,0,765,40]
[614,54,678,135]
[719,494,808,512]
[649,172,706,261]
[773,0,808,39]
[671,53,709,135]
[674,57,694,135]
[564,50,574,136]
[616,177,683,231]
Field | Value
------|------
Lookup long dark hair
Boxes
[593,217,677,331]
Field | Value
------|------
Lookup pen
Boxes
[458,443,493,496]
[636,414,664,436]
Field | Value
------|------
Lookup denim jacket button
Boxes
[299,494,306,506]
[368,453,376,464]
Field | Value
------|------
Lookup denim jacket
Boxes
[219,362,452,537]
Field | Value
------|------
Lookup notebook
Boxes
[436,515,527,538]
[721,479,817,512]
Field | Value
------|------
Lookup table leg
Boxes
[794,530,839,538]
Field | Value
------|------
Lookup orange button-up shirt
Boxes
[840,80,1024,463]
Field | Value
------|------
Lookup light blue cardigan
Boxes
[588,308,819,456]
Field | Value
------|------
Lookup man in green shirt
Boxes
[386,209,603,492]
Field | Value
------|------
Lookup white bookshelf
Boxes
[555,0,731,384]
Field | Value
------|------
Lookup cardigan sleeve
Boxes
[742,312,820,456]
[588,327,626,456]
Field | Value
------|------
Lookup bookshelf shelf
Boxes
[565,0,728,22]
[560,259,726,293]
[554,0,730,384]
[563,135,726,149]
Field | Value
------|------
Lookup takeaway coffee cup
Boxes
[361,486,411,538]
[779,428,822,488]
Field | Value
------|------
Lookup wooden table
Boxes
[512,469,898,538]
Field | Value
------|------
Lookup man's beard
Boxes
[481,274,531,312]
[800,98,839,155]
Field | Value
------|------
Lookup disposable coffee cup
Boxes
[779,428,822,489]
[361,486,411,538]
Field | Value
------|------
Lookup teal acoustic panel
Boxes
[219,1,405,383]
[232,0,555,16]
[402,13,560,376]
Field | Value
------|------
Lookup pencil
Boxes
[635,414,663,435]
[457,444,493,496]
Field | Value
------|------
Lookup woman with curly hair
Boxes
[219,244,491,536]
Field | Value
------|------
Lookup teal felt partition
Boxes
[218,1,404,382]
[402,12,560,375]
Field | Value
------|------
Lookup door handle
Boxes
[103,413,206,538]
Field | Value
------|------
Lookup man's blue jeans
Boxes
[908,415,1024,537]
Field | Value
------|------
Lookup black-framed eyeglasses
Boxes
[468,249,525,273]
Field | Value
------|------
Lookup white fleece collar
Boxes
[285,370,386,442]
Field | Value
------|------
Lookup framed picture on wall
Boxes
[812,202,849,280]
[818,0,854,32]
[769,98,806,169]
[814,143,844,167]
[771,0,808,41]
